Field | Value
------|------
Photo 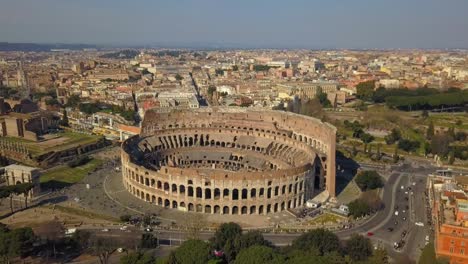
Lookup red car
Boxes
[367,232,374,236]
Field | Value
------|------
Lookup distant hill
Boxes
[99,49,139,59]
[0,42,99,52]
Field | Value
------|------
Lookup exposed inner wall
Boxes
[121,107,336,215]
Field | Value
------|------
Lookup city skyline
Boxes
[1,0,468,49]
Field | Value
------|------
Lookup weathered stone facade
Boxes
[121,107,336,215]
[3,164,41,199]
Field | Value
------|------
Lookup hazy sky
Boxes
[1,0,467,49]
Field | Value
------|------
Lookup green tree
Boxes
[228,231,272,261]
[376,143,382,160]
[120,214,131,223]
[212,222,242,250]
[354,170,384,191]
[60,109,69,127]
[120,252,155,264]
[427,121,435,140]
[348,199,371,218]
[168,239,212,264]
[448,151,455,165]
[175,74,183,81]
[317,91,332,108]
[233,245,284,264]
[421,109,429,118]
[397,139,420,153]
[346,234,373,261]
[291,229,340,255]
[66,94,81,108]
[140,233,158,249]
[356,81,375,101]
[393,147,399,163]
[0,226,36,263]
[384,128,401,145]
[207,86,217,97]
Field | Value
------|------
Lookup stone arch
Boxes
[180,202,186,208]
[196,204,203,212]
[242,189,248,199]
[232,206,239,215]
[179,185,186,194]
[188,203,194,211]
[157,181,162,189]
[205,189,212,199]
[214,188,221,199]
[214,205,220,214]
[241,206,248,215]
[151,195,156,203]
[172,201,178,208]
[172,184,177,193]
[250,188,257,198]
[223,206,230,214]
[281,185,286,194]
[259,188,265,197]
[223,188,230,198]
[164,182,169,191]
[250,206,256,215]
[188,186,194,197]
[281,202,285,211]
[274,186,279,196]
[274,203,278,212]
[196,187,202,198]
[266,204,271,213]
[259,205,264,214]
[158,197,163,206]
[164,199,170,208]
[205,205,212,214]
[232,189,239,200]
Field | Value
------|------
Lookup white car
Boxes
[425,235,430,241]
[415,222,424,227]
[395,211,399,216]
[401,185,404,190]
[120,226,128,230]
[101,229,109,232]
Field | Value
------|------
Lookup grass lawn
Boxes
[0,132,101,156]
[41,158,102,189]
[308,213,346,225]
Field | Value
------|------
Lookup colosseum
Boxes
[121,107,336,215]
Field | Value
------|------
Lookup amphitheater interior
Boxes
[121,107,336,215]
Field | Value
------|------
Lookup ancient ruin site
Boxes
[121,107,336,215]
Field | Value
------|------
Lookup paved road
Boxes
[73,159,450,262]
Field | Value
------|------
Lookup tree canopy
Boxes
[355,170,384,191]
[346,234,373,261]
[168,239,212,264]
[291,229,341,255]
[233,245,284,264]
